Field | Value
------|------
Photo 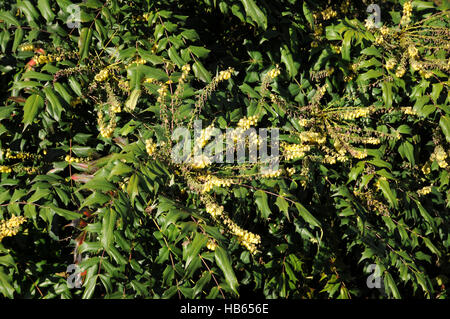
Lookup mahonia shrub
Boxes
[0,0,448,299]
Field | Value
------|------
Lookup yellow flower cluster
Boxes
[144,77,156,84]
[136,13,150,21]
[4,149,35,160]
[400,1,413,25]
[20,44,34,51]
[385,58,396,70]
[97,111,115,138]
[260,167,282,178]
[430,145,448,169]
[268,65,281,79]
[421,162,431,175]
[118,79,130,92]
[110,103,121,113]
[321,7,337,20]
[395,66,406,78]
[0,165,12,173]
[408,46,419,59]
[145,139,157,156]
[205,202,224,218]
[190,154,212,169]
[214,67,234,82]
[380,26,389,36]
[65,155,89,163]
[32,54,62,65]
[0,216,26,242]
[157,85,168,104]
[206,239,218,251]
[417,186,432,196]
[94,68,110,82]
[401,107,418,115]
[223,216,261,254]
[332,44,341,54]
[237,116,258,130]
[375,35,384,45]
[339,108,370,120]
[286,167,296,176]
[283,142,311,161]
[23,166,37,174]
[352,149,368,159]
[125,57,146,69]
[180,64,191,82]
[198,125,215,148]
[299,131,326,144]
[419,69,433,79]
[361,137,381,145]
[365,19,376,30]
[200,175,233,193]
[298,118,312,127]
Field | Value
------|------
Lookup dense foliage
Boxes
[0,0,448,299]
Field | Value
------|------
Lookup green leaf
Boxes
[302,2,314,28]
[398,141,415,166]
[378,178,398,208]
[384,272,401,299]
[241,0,267,30]
[101,208,117,250]
[294,202,321,228]
[184,232,207,269]
[0,267,14,298]
[22,94,44,130]
[381,81,393,108]
[80,176,115,192]
[0,11,21,26]
[28,188,51,203]
[12,26,24,52]
[254,190,271,218]
[275,196,290,221]
[125,89,141,112]
[439,115,450,143]
[189,45,210,58]
[214,246,239,295]
[192,61,211,83]
[78,27,93,62]
[126,173,139,203]
[281,44,297,77]
[168,46,185,68]
[414,200,436,228]
[137,48,164,65]
[48,204,81,220]
[82,274,98,299]
[342,30,353,61]
[37,0,56,22]
[44,87,64,121]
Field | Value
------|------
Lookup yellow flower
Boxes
[94,69,109,82]
[395,66,406,78]
[380,26,389,36]
[286,167,296,176]
[385,58,396,70]
[0,216,27,242]
[205,202,224,218]
[237,115,258,130]
[417,186,432,196]
[206,239,218,251]
[260,167,282,178]
[408,46,419,59]
[0,165,12,173]
[268,65,281,78]
[145,139,157,156]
